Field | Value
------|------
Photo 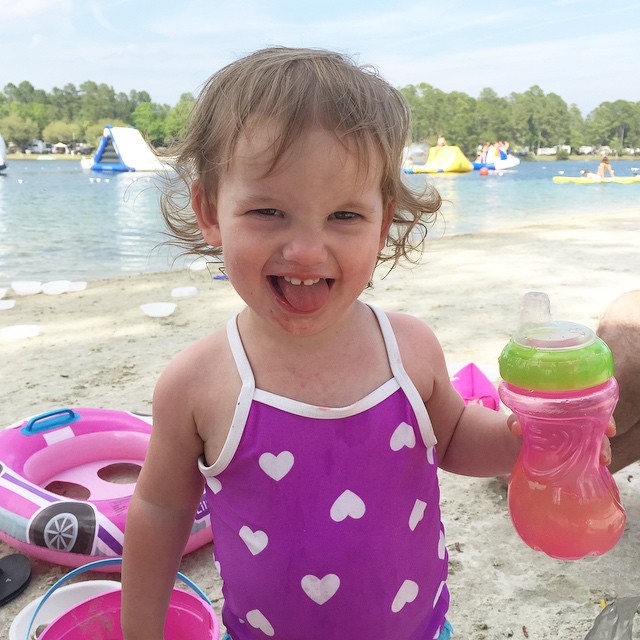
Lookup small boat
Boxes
[403,145,473,174]
[473,143,520,171]
[0,133,7,173]
[450,363,500,410]
[472,155,520,171]
[553,175,640,184]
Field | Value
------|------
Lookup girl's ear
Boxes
[192,180,222,247]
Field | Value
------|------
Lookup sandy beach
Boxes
[1,208,639,639]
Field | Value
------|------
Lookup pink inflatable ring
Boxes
[0,407,211,567]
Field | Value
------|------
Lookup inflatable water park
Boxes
[402,140,519,174]
[403,145,473,174]
[80,125,171,172]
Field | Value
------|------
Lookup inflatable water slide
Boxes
[83,126,171,172]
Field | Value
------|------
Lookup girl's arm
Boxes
[395,313,613,476]
[435,400,520,476]
[121,359,206,640]
[391,312,521,477]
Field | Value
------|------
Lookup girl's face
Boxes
[193,125,393,337]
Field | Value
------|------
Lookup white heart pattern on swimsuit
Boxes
[246,609,275,636]
[409,499,427,531]
[438,530,446,559]
[301,573,341,604]
[390,421,416,451]
[239,525,268,555]
[330,489,366,522]
[391,579,419,613]
[432,580,446,608]
[259,451,294,481]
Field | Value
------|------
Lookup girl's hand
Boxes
[507,415,616,466]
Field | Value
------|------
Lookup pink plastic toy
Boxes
[450,363,500,410]
[0,407,212,567]
[25,558,220,640]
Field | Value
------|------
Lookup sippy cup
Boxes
[498,292,625,560]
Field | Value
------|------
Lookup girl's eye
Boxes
[332,211,359,221]
[253,208,281,217]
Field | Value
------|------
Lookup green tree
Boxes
[3,81,48,105]
[42,120,82,146]
[19,102,53,133]
[78,81,118,124]
[588,100,640,152]
[443,92,478,154]
[0,113,39,149]
[541,92,571,149]
[163,93,195,145]
[2,74,638,158]
[567,104,586,150]
[399,83,448,143]
[50,84,81,122]
[132,102,168,146]
[475,88,510,145]
[508,86,568,151]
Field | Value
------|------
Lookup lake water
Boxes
[0,158,638,282]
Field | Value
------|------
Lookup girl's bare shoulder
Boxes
[156,325,236,397]
[385,311,449,396]
[385,311,441,348]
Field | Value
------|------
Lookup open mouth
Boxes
[269,276,333,312]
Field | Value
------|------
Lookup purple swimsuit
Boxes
[199,306,449,639]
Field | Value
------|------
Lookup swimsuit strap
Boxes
[226,314,256,390]
[224,308,435,449]
[368,306,437,448]
[204,315,257,473]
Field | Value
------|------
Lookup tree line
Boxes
[401,85,640,157]
[0,80,194,152]
[1,79,639,157]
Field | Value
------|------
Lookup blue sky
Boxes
[2,0,639,116]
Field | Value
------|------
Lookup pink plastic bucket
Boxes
[25,558,219,640]
[38,587,218,640]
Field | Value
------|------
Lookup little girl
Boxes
[121,47,523,640]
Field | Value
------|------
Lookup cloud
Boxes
[88,1,118,33]
[1,0,72,26]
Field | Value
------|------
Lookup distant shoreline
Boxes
[7,152,639,164]
[7,153,83,161]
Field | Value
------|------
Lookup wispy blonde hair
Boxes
[160,46,440,271]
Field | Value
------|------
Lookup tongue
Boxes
[278,278,330,312]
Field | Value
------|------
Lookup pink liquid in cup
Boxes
[499,380,625,559]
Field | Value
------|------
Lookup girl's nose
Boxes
[281,228,328,265]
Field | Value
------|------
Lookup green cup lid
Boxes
[498,292,614,391]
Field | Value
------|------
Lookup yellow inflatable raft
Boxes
[553,176,640,184]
